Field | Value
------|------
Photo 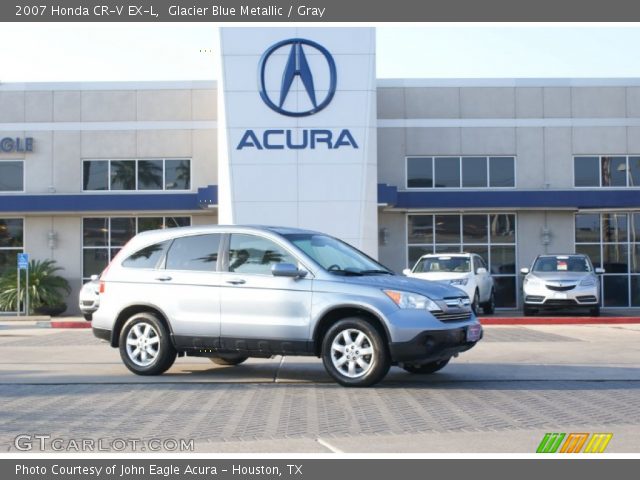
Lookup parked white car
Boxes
[79,275,100,321]
[404,253,495,314]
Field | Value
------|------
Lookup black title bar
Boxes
[5,0,640,21]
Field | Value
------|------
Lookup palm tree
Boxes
[0,259,71,314]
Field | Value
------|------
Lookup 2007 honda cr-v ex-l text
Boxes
[90,226,483,387]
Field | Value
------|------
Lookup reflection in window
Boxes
[489,157,515,187]
[110,161,136,190]
[574,157,599,187]
[434,157,460,188]
[166,235,220,271]
[228,234,296,275]
[83,159,191,191]
[574,156,640,188]
[0,218,24,279]
[165,160,191,190]
[82,161,108,191]
[406,157,433,188]
[462,157,487,188]
[137,160,163,190]
[123,242,169,269]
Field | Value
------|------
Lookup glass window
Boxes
[489,214,516,243]
[631,276,640,306]
[465,246,489,267]
[574,157,599,187]
[83,249,109,278]
[83,218,109,247]
[494,277,517,308]
[434,215,460,244]
[629,157,640,187]
[602,244,629,273]
[603,275,629,307]
[602,213,628,243]
[165,217,191,228]
[489,157,515,187]
[82,160,108,191]
[166,234,220,272]
[461,157,487,188]
[110,218,136,247]
[228,234,296,275]
[137,160,163,190]
[434,157,460,188]
[408,215,433,244]
[463,215,488,243]
[0,218,24,278]
[123,241,169,269]
[575,244,601,269]
[408,246,433,266]
[165,159,191,190]
[110,160,135,190]
[0,219,24,248]
[633,213,640,243]
[0,161,24,192]
[490,246,516,274]
[138,217,164,233]
[631,245,640,273]
[575,214,601,243]
[601,156,627,187]
[407,157,433,188]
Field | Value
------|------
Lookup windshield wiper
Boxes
[331,269,364,276]
[359,269,394,275]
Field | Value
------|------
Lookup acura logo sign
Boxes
[258,38,337,117]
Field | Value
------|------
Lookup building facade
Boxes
[2,31,640,313]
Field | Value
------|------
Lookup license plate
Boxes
[553,292,567,299]
[466,324,482,342]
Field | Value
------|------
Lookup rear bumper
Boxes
[388,326,482,363]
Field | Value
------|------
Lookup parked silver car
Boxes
[521,254,604,316]
[90,225,482,387]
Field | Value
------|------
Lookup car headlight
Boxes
[449,278,468,286]
[580,277,596,286]
[383,290,440,311]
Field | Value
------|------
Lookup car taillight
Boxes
[99,281,106,294]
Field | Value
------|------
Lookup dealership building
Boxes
[2,27,640,313]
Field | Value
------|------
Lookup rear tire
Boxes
[119,312,176,376]
[482,289,496,315]
[209,354,249,366]
[321,317,390,387]
[403,358,450,374]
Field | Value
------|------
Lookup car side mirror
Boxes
[476,267,487,274]
[90,274,100,282]
[520,267,530,274]
[595,267,605,274]
[402,268,412,276]
[272,263,307,278]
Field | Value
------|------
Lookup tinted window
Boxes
[434,157,460,188]
[166,234,220,271]
[601,156,627,187]
[83,161,108,191]
[408,215,433,244]
[137,160,163,190]
[110,160,135,190]
[463,215,488,243]
[574,156,599,187]
[434,215,460,244]
[165,159,191,190]
[407,157,433,188]
[122,241,168,269]
[0,161,24,191]
[489,157,515,187]
[228,234,296,275]
[462,157,487,188]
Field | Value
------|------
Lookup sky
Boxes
[1,24,640,82]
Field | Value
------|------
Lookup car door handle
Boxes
[155,276,172,282]
[226,279,246,285]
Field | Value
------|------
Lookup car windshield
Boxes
[414,256,471,273]
[532,255,591,273]
[284,234,392,275]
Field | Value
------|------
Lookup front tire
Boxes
[209,354,249,366]
[119,312,176,376]
[471,290,480,315]
[403,358,450,374]
[483,289,496,315]
[321,317,390,387]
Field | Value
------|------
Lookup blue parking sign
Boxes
[17,253,29,270]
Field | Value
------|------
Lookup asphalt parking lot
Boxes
[0,322,639,453]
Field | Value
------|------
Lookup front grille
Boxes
[546,284,576,292]
[525,295,545,303]
[432,311,472,322]
[81,301,94,306]
[443,297,471,308]
[543,299,578,306]
[576,295,598,303]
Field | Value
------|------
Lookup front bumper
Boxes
[388,325,482,363]
[523,284,599,307]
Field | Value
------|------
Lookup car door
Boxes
[219,233,313,353]
[158,233,223,347]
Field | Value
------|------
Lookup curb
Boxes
[479,317,640,325]
[47,321,91,329]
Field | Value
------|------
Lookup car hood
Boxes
[409,272,470,282]
[528,272,592,283]
[339,274,468,299]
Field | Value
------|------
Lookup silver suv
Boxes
[90,226,482,387]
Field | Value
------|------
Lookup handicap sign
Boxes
[17,253,29,270]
